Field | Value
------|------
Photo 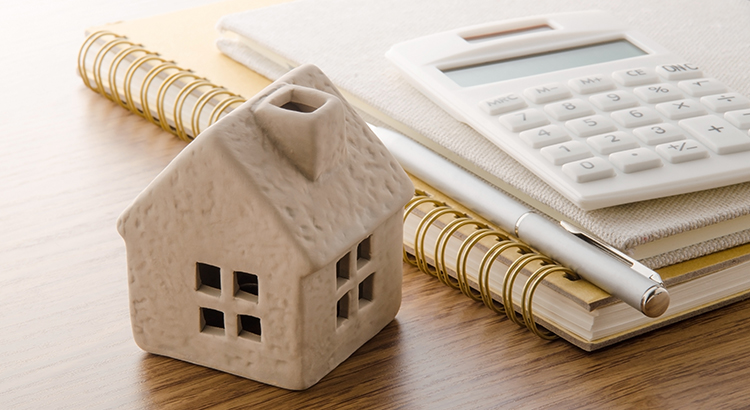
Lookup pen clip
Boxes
[559,220,664,285]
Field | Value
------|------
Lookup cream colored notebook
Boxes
[78,0,750,350]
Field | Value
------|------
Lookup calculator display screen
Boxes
[442,39,646,87]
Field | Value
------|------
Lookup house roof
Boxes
[121,64,413,270]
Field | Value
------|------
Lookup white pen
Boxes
[371,124,670,318]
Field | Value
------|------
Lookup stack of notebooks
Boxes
[80,0,750,350]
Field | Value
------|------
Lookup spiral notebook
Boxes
[404,177,750,349]
[78,0,750,350]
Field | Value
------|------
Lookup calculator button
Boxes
[479,93,526,115]
[680,116,750,154]
[609,148,663,173]
[700,93,750,113]
[519,125,570,148]
[633,124,685,145]
[725,109,750,129]
[544,99,595,121]
[566,115,617,137]
[568,75,615,94]
[655,99,707,120]
[678,78,728,97]
[611,107,661,128]
[540,141,593,165]
[589,91,639,112]
[655,63,703,81]
[655,140,709,163]
[612,67,658,86]
[633,83,684,103]
[587,132,640,155]
[562,157,615,183]
[524,83,571,104]
[498,109,549,132]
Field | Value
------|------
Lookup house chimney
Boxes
[254,84,347,181]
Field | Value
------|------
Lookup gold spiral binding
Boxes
[403,193,441,223]
[455,229,505,302]
[78,31,121,92]
[93,37,135,99]
[477,241,532,314]
[402,195,444,265]
[208,96,246,125]
[414,205,458,276]
[140,62,181,125]
[123,54,166,115]
[173,79,214,141]
[190,88,236,137]
[108,44,148,108]
[435,218,484,289]
[521,264,576,340]
[503,253,554,327]
[77,32,247,141]
[155,71,202,133]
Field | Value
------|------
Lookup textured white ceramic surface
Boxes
[117,64,414,390]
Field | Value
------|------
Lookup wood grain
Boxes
[3,1,750,408]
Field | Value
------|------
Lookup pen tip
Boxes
[642,286,670,318]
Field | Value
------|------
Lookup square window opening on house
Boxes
[359,272,375,307]
[336,293,349,327]
[356,236,372,269]
[238,314,262,341]
[200,307,225,335]
[336,253,351,288]
[234,271,259,300]
[197,262,221,293]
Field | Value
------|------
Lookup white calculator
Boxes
[386,11,750,210]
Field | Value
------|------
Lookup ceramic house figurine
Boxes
[117,64,414,390]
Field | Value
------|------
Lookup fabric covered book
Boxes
[215,0,750,270]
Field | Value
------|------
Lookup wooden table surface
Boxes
[4,1,750,408]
